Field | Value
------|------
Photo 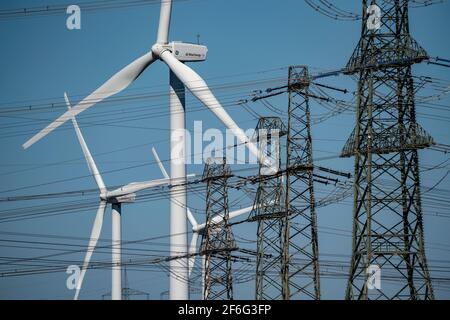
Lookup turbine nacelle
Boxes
[108,194,136,204]
[152,41,208,62]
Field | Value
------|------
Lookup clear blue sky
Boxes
[0,0,449,299]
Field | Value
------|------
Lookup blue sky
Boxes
[0,0,449,299]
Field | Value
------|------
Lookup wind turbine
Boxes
[23,1,264,299]
[65,93,194,300]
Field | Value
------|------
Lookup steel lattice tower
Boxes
[250,117,286,300]
[281,66,320,300]
[102,266,150,300]
[201,157,236,300]
[342,0,434,300]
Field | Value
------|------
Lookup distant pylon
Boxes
[281,66,320,299]
[201,157,236,300]
[342,0,434,299]
[250,117,287,300]
[102,265,150,300]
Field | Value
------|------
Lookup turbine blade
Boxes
[151,147,170,179]
[194,204,262,232]
[186,208,197,230]
[156,0,172,44]
[23,52,156,149]
[65,93,106,192]
[188,232,199,277]
[159,51,264,164]
[74,200,107,300]
[151,146,198,226]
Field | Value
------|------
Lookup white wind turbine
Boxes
[65,93,194,300]
[23,0,264,299]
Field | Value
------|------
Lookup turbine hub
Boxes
[151,43,169,58]
[99,188,108,201]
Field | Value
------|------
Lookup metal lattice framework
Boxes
[342,0,434,300]
[102,266,150,300]
[250,117,287,300]
[281,66,321,300]
[201,157,236,300]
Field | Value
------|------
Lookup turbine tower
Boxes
[342,0,434,299]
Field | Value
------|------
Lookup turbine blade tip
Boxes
[22,141,32,150]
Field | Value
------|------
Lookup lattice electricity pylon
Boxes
[102,265,150,300]
[281,66,320,300]
[201,157,236,300]
[342,0,434,300]
[249,117,287,300]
